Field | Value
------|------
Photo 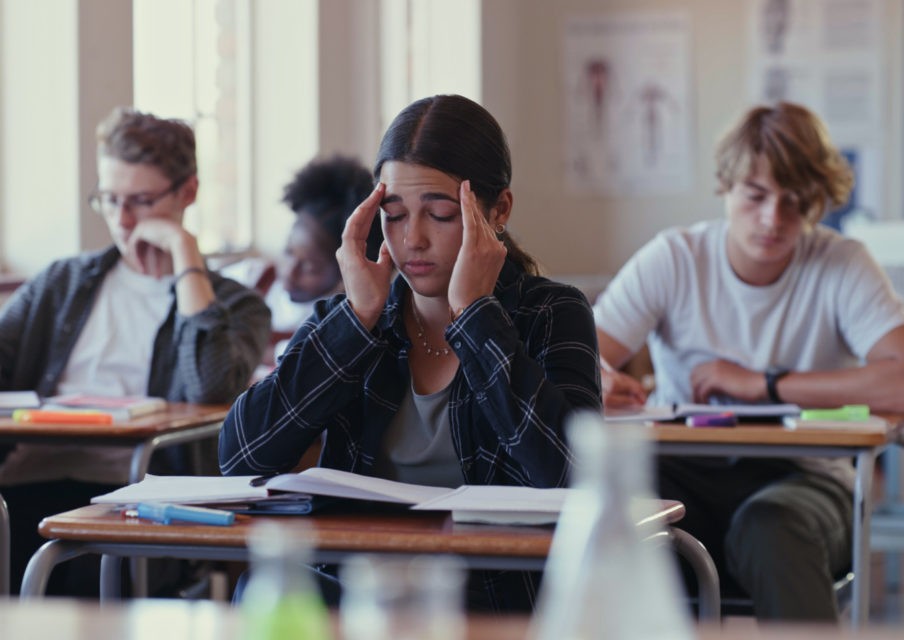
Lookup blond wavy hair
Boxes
[715,102,854,224]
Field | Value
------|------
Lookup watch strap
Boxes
[765,368,790,404]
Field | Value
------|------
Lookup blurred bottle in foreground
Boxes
[531,412,695,640]
[241,521,332,640]
[340,554,466,640]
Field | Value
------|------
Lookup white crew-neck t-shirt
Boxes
[0,261,172,485]
[593,220,904,490]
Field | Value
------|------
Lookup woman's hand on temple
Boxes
[447,180,507,315]
[336,183,394,330]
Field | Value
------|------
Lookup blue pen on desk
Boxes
[134,502,235,526]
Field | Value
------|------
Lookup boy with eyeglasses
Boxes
[0,107,271,595]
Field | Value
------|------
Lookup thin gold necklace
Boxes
[410,301,452,357]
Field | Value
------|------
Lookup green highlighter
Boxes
[799,404,870,421]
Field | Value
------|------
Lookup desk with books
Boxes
[0,402,229,484]
[19,499,720,619]
[649,415,904,627]
[0,402,228,596]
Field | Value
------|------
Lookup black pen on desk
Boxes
[249,473,278,487]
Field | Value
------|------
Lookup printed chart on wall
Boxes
[562,11,693,197]
[747,0,884,228]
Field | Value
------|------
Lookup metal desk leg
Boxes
[851,448,876,627]
[130,557,148,598]
[128,422,222,483]
[100,555,125,602]
[883,446,901,592]
[669,527,721,622]
[126,423,222,598]
[0,492,9,596]
[20,540,91,598]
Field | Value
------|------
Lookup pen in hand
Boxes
[600,357,648,408]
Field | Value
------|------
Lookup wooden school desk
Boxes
[0,402,229,484]
[650,415,904,627]
[19,499,721,619]
[0,402,228,596]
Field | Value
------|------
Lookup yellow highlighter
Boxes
[799,405,870,422]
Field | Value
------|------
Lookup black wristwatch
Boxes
[765,367,790,404]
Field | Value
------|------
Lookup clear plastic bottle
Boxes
[531,411,695,640]
[241,521,332,640]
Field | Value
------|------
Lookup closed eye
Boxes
[382,209,405,223]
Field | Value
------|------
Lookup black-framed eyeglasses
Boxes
[88,176,189,217]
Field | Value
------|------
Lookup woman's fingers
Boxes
[460,180,496,243]
[448,180,507,312]
[343,183,385,247]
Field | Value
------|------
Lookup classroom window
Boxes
[380,0,482,131]
[133,0,253,254]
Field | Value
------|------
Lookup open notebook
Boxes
[91,468,569,525]
[603,403,801,423]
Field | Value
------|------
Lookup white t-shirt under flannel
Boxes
[0,262,172,486]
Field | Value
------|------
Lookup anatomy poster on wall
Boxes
[562,11,694,197]
[747,0,884,224]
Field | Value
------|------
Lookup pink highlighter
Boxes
[685,412,737,428]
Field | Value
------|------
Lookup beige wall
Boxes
[1,0,901,280]
[0,0,131,276]
[482,0,904,277]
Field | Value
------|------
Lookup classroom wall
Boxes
[482,0,904,278]
[1,0,901,280]
[0,0,131,276]
[0,0,80,275]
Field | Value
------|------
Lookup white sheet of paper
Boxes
[0,390,41,414]
[265,467,451,505]
[412,485,570,514]
[603,403,800,422]
[91,474,266,505]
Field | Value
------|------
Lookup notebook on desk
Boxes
[0,390,41,416]
[604,403,801,423]
[91,468,572,525]
[42,394,167,420]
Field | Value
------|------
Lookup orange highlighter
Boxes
[12,409,113,425]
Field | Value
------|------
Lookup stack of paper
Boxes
[604,403,801,423]
[92,468,571,525]
[0,390,41,416]
[43,394,167,420]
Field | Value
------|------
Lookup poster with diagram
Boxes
[562,11,694,196]
[747,0,884,225]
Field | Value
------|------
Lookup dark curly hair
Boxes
[282,155,382,260]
